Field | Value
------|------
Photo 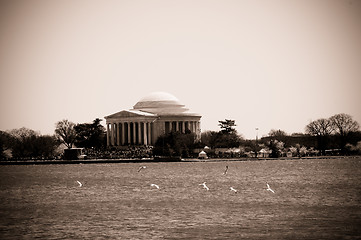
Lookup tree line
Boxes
[0,128,59,160]
[199,114,361,158]
[1,113,360,160]
[305,113,360,154]
[0,118,106,160]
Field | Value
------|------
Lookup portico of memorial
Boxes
[104,92,201,146]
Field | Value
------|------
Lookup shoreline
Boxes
[0,155,359,165]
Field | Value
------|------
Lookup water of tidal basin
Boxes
[0,157,360,239]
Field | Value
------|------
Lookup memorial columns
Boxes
[102,121,155,146]
[142,122,145,145]
[137,122,141,145]
[115,123,118,145]
[106,116,200,147]
[121,122,125,145]
[106,123,110,146]
[108,123,112,145]
[132,122,136,144]
[127,122,131,145]
[116,123,120,145]
[111,123,115,146]
[113,123,116,145]
[147,122,151,145]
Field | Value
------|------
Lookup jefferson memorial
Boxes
[104,92,202,146]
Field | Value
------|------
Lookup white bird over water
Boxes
[76,181,82,187]
[199,182,209,191]
[138,166,146,172]
[150,184,160,189]
[230,187,237,193]
[266,183,275,193]
[223,166,229,175]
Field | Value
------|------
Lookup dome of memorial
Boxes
[133,92,182,108]
[133,91,199,116]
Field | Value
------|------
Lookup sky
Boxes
[0,0,360,139]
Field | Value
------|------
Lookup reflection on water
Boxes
[0,158,360,239]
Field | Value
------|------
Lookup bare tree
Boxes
[269,129,287,138]
[305,118,333,155]
[329,113,359,136]
[7,128,39,159]
[305,118,333,136]
[8,127,39,140]
[54,119,76,149]
[329,113,360,152]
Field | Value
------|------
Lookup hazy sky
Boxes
[1,0,360,139]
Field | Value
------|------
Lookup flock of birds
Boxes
[75,165,276,194]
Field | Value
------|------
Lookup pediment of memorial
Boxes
[105,110,156,119]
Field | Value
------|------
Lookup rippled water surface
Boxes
[1,158,361,239]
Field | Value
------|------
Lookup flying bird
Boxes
[266,183,275,193]
[199,182,209,191]
[150,184,160,189]
[138,166,146,172]
[76,181,82,187]
[223,165,229,175]
[230,187,237,193]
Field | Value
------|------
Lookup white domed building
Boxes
[104,92,201,146]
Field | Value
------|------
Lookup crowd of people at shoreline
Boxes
[84,146,154,159]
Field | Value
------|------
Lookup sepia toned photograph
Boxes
[0,0,360,239]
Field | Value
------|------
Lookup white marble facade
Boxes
[105,92,201,146]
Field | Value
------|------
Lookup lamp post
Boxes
[255,128,259,158]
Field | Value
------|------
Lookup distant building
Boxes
[104,92,201,146]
